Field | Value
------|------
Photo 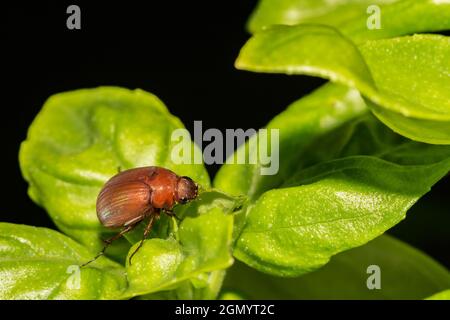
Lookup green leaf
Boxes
[0,223,126,300]
[215,84,450,276]
[236,25,450,144]
[426,289,450,300]
[123,207,234,298]
[236,152,450,276]
[248,0,450,42]
[19,87,210,258]
[223,235,450,299]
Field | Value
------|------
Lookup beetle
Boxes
[81,166,198,267]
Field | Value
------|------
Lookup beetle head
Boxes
[176,176,198,204]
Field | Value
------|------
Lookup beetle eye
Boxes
[179,197,187,204]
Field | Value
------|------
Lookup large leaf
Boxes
[236,25,450,144]
[19,87,210,259]
[248,0,450,42]
[222,235,450,299]
[0,223,126,299]
[123,207,234,298]
[215,84,450,276]
[235,147,450,276]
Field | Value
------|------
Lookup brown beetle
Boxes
[81,166,198,267]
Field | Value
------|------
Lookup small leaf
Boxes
[223,235,450,299]
[19,87,210,258]
[123,207,234,298]
[0,223,126,299]
[236,25,450,144]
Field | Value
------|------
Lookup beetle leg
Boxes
[164,209,181,221]
[103,223,137,245]
[128,214,158,266]
[80,223,137,268]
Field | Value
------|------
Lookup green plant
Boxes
[4,0,450,299]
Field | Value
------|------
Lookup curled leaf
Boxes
[237,25,450,144]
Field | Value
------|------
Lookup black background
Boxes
[3,2,449,267]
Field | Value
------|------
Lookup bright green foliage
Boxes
[9,0,450,300]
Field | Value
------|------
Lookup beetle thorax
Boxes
[147,168,178,209]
